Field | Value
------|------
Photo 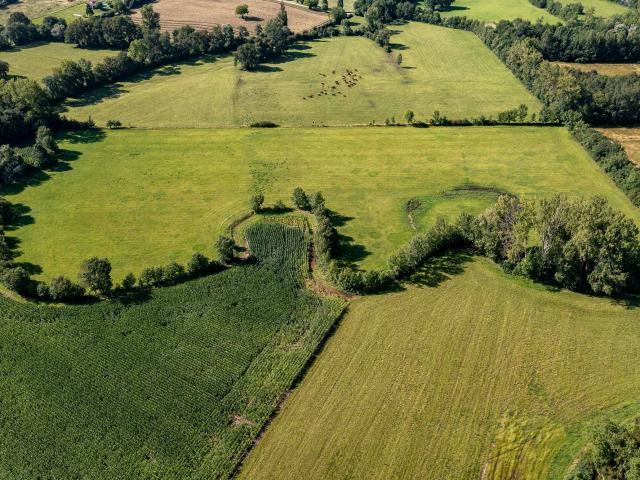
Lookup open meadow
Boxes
[555,62,640,76]
[0,223,344,479]
[65,22,541,127]
[0,42,115,80]
[439,0,560,23]
[0,0,81,21]
[131,0,328,33]
[3,126,639,281]
[240,257,640,480]
[565,0,628,16]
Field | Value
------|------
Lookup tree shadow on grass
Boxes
[64,55,223,108]
[335,233,371,265]
[439,5,470,12]
[613,295,640,310]
[408,250,473,288]
[60,129,106,144]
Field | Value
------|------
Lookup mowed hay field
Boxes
[564,0,628,16]
[240,257,640,480]
[556,62,640,76]
[66,22,541,127]
[0,0,81,22]
[131,0,328,33]
[597,127,640,165]
[440,0,560,23]
[4,126,640,280]
[0,42,115,81]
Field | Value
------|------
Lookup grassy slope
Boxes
[567,0,628,16]
[0,0,87,22]
[0,235,344,479]
[0,42,114,81]
[240,257,640,480]
[65,22,540,127]
[555,62,640,76]
[3,126,639,280]
[440,0,560,22]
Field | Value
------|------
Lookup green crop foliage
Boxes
[0,224,344,478]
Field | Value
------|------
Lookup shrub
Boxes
[106,119,122,129]
[49,276,85,302]
[249,121,279,128]
[250,194,265,213]
[121,272,136,290]
[139,266,164,287]
[292,187,311,211]
[161,262,185,285]
[187,253,210,277]
[78,257,112,295]
[2,267,31,295]
[216,235,236,264]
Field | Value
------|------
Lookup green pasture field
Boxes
[0,224,344,479]
[65,22,541,127]
[240,257,640,480]
[3,126,639,281]
[0,41,114,81]
[566,0,628,16]
[0,0,83,22]
[439,0,560,23]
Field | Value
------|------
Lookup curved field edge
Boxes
[4,126,640,281]
[0,236,345,478]
[239,257,640,480]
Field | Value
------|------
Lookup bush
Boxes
[2,267,31,294]
[121,272,136,290]
[106,119,122,129]
[49,276,85,302]
[139,266,164,287]
[187,253,210,277]
[292,187,311,211]
[78,257,112,295]
[161,262,185,285]
[216,235,236,264]
[250,194,265,213]
[249,121,279,128]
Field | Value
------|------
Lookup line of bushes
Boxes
[0,247,226,302]
[528,0,585,21]
[0,12,67,49]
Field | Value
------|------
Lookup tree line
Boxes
[0,12,67,48]
[308,191,640,297]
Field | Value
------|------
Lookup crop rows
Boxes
[0,225,343,478]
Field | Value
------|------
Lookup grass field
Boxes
[3,126,639,281]
[565,0,628,16]
[65,22,541,127]
[439,0,560,23]
[597,127,640,166]
[0,0,80,21]
[240,257,640,480]
[0,225,344,479]
[556,61,640,76]
[0,42,115,81]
